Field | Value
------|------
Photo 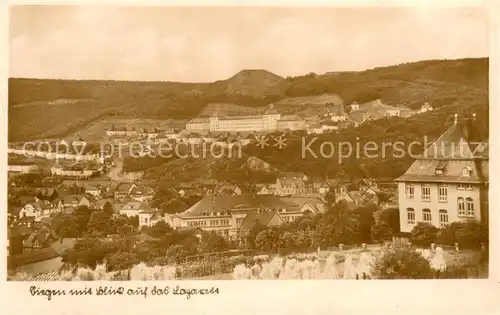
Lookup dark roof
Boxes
[181,195,293,217]
[115,182,134,193]
[129,185,155,196]
[240,210,282,231]
[396,119,488,183]
[419,119,487,159]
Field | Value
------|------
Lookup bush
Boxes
[410,223,439,247]
[371,221,393,244]
[372,247,434,279]
[436,221,488,249]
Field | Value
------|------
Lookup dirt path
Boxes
[105,158,142,181]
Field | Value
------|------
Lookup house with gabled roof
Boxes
[60,195,90,208]
[215,183,242,196]
[120,201,155,217]
[166,194,314,240]
[83,184,101,197]
[114,182,136,199]
[395,114,488,233]
[19,201,53,221]
[138,210,164,228]
[273,172,308,196]
[129,185,155,201]
[239,210,284,239]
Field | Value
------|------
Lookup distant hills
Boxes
[8,58,488,142]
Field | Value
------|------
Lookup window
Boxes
[466,198,474,216]
[438,185,448,202]
[439,210,449,227]
[462,167,472,177]
[422,209,432,223]
[406,184,414,199]
[458,184,473,190]
[435,161,447,175]
[457,197,466,216]
[407,208,415,225]
[421,185,431,201]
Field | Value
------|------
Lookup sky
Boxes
[9,5,489,82]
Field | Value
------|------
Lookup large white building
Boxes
[395,114,488,233]
[164,195,326,240]
[186,104,305,133]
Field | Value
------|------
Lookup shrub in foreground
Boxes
[372,247,434,279]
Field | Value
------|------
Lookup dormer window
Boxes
[462,167,472,177]
[435,161,446,175]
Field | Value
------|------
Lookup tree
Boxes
[62,237,117,269]
[378,208,400,233]
[105,252,139,271]
[199,232,229,253]
[375,192,391,206]
[410,223,439,247]
[254,227,281,252]
[372,247,434,279]
[117,224,133,235]
[371,221,393,244]
[142,221,174,238]
[73,206,93,234]
[246,223,266,249]
[353,204,377,243]
[87,211,112,237]
[313,202,361,247]
[51,214,81,238]
[103,202,114,217]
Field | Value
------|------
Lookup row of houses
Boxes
[50,165,102,179]
[8,148,103,163]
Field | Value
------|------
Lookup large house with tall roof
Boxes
[165,194,326,239]
[395,114,489,233]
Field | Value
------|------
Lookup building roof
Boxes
[215,183,240,194]
[115,182,135,193]
[279,197,326,213]
[129,185,155,196]
[121,201,152,211]
[188,117,210,123]
[396,118,488,183]
[84,184,100,191]
[180,195,294,217]
[240,210,282,231]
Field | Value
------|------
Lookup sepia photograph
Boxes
[5,3,491,284]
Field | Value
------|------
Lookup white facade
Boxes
[8,164,38,173]
[398,182,481,233]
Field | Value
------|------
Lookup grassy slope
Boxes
[8,58,488,142]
